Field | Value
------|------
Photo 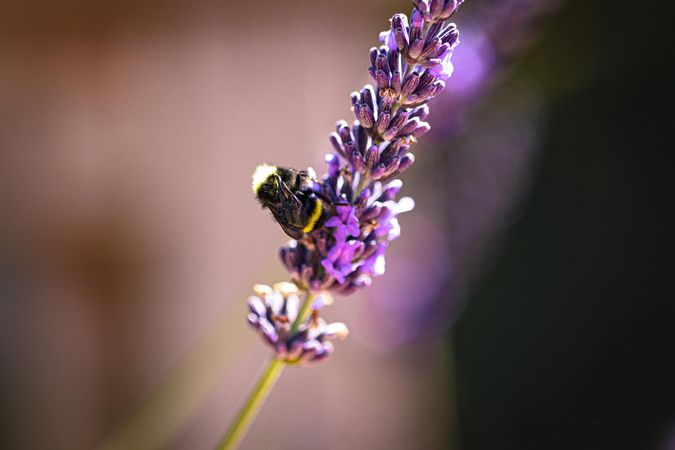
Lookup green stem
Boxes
[216,358,285,450]
[291,292,315,335]
[216,292,315,450]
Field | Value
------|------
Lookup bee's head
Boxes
[252,164,282,206]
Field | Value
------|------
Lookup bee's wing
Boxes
[269,208,305,239]
[270,178,307,239]
[278,178,302,205]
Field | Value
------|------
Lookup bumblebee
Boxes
[252,164,327,239]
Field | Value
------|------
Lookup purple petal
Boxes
[378,29,397,51]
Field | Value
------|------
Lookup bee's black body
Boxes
[252,165,327,239]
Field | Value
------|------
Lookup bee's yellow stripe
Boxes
[302,201,323,233]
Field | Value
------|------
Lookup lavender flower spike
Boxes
[277,2,463,301]
[221,4,467,449]
[253,0,465,358]
[246,283,348,364]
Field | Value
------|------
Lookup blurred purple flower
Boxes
[428,44,457,79]
[361,0,565,348]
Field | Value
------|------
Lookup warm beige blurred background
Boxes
[1,1,464,449]
[5,1,674,450]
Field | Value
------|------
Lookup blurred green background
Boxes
[1,0,673,449]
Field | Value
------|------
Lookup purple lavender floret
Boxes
[246,283,348,364]
[250,2,466,360]
[413,0,464,22]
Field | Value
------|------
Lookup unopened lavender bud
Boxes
[336,120,351,141]
[318,292,335,309]
[391,70,402,94]
[382,157,401,177]
[389,138,408,156]
[408,38,424,59]
[375,70,390,89]
[323,322,349,340]
[413,0,431,16]
[248,295,267,317]
[440,24,459,45]
[401,72,420,98]
[427,22,444,41]
[371,162,387,180]
[430,0,444,19]
[412,122,431,138]
[398,153,415,173]
[440,0,460,19]
[379,141,398,163]
[369,46,378,66]
[410,8,424,36]
[414,83,438,102]
[352,103,361,122]
[418,70,436,89]
[300,341,321,359]
[343,141,356,162]
[410,104,430,120]
[404,94,419,104]
[381,126,398,141]
[398,118,428,137]
[354,122,370,153]
[360,85,376,109]
[352,149,367,172]
[361,204,383,221]
[420,57,441,68]
[420,38,442,59]
[389,109,410,130]
[325,152,340,176]
[379,179,404,201]
[376,54,390,75]
[387,48,399,70]
[279,247,297,274]
[365,145,379,170]
[246,313,258,327]
[350,91,360,106]
[391,14,409,49]
[329,132,345,157]
[361,104,375,128]
[359,239,379,259]
[376,110,391,134]
[260,321,278,345]
[433,42,451,59]
[300,263,314,285]
[355,104,375,128]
